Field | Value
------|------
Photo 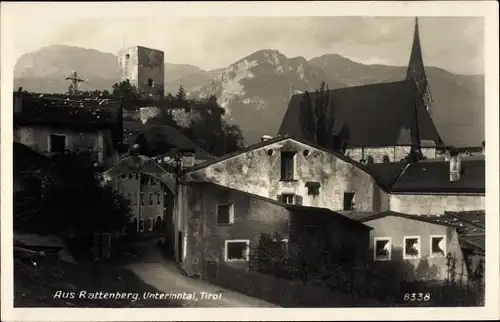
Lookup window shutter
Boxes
[294,195,303,205]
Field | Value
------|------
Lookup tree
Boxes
[299,81,343,150]
[41,151,131,239]
[176,85,187,101]
[111,80,142,102]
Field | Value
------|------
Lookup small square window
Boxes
[281,194,295,205]
[343,192,356,210]
[225,240,250,261]
[217,203,234,225]
[49,134,66,153]
[374,237,391,261]
[306,181,321,196]
[430,235,446,258]
[403,236,421,260]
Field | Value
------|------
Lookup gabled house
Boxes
[184,135,391,213]
[13,91,123,168]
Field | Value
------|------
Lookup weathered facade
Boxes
[118,46,165,100]
[185,136,390,213]
[13,91,123,167]
[182,182,371,277]
[359,212,466,282]
[390,194,485,216]
[14,125,116,166]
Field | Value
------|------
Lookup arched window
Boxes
[366,156,374,164]
[382,155,390,163]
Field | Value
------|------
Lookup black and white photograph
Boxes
[1,1,499,321]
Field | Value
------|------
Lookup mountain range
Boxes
[14,45,484,147]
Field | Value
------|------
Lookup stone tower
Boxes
[118,46,165,100]
[406,17,433,116]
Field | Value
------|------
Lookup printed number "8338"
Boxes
[404,293,431,301]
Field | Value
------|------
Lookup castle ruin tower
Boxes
[117,46,165,100]
[406,17,433,116]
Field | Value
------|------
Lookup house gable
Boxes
[185,137,389,212]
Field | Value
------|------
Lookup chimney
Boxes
[449,150,462,182]
[261,135,273,142]
[182,154,195,168]
[14,87,23,114]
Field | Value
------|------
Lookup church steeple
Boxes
[406,17,433,116]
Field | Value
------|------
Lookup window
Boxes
[224,240,250,262]
[374,237,392,261]
[127,193,132,202]
[157,192,161,205]
[382,155,391,163]
[366,156,374,164]
[125,54,130,59]
[149,193,153,206]
[155,216,163,231]
[403,236,421,260]
[281,193,295,205]
[305,181,321,196]
[217,203,234,225]
[343,192,356,210]
[49,134,66,153]
[149,218,154,232]
[280,151,296,181]
[148,78,154,87]
[139,220,145,232]
[128,174,133,179]
[141,193,145,206]
[430,235,446,258]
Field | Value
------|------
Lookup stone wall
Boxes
[345,146,413,163]
[390,194,485,216]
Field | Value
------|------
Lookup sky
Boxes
[4,5,485,75]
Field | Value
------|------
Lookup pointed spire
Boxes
[406,17,433,116]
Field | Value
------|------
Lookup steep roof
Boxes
[391,157,485,194]
[122,121,213,160]
[184,135,393,192]
[278,80,444,148]
[365,162,409,188]
[14,92,121,128]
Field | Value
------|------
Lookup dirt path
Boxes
[125,244,278,307]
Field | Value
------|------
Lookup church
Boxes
[278,18,445,164]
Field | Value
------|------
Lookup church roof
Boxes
[278,80,444,148]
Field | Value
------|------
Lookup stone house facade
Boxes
[13,91,123,168]
[184,135,390,214]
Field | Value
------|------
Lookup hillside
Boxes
[14,45,484,147]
